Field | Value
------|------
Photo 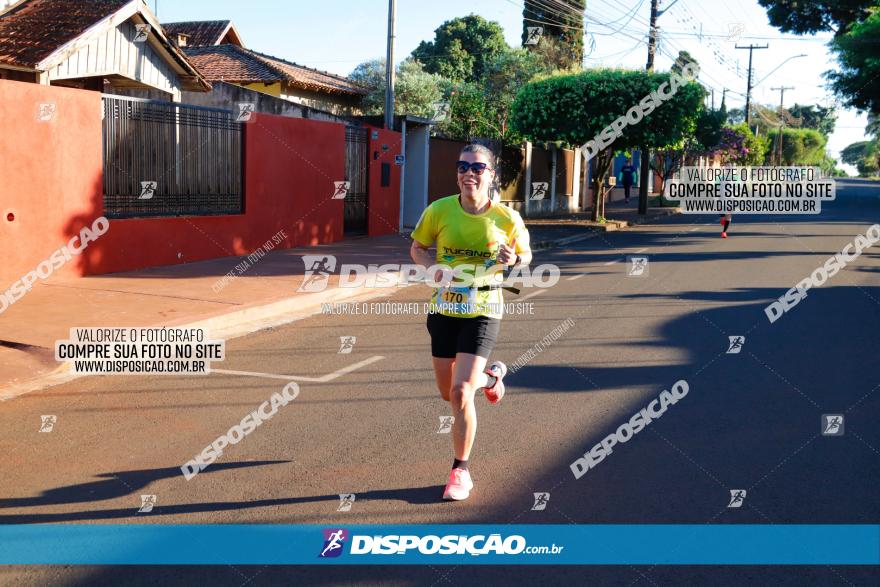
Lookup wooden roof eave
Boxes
[34,0,211,92]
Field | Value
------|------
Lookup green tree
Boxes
[758,1,880,115]
[651,103,727,205]
[521,0,585,70]
[735,123,771,165]
[433,48,553,143]
[411,15,509,83]
[694,103,727,152]
[726,107,746,126]
[757,0,874,35]
[349,58,444,117]
[511,69,705,220]
[826,7,880,115]
[787,103,838,136]
[841,140,880,175]
[434,80,496,141]
[766,128,828,165]
[671,50,698,77]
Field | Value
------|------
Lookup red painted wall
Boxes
[366,126,402,237]
[0,80,347,284]
[0,80,104,284]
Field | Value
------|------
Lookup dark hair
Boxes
[459,143,497,169]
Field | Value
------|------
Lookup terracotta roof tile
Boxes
[0,0,130,68]
[162,20,232,47]
[185,45,367,96]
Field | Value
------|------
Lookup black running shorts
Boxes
[426,313,500,359]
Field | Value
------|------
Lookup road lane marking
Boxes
[520,290,546,301]
[633,247,648,253]
[604,259,620,266]
[689,227,699,232]
[213,355,385,383]
[323,355,385,381]
[566,274,586,281]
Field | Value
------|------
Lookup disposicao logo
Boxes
[321,532,528,556]
[319,528,348,558]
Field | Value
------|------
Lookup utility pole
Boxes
[384,0,396,130]
[771,85,792,111]
[637,0,660,216]
[770,85,793,164]
[735,44,769,128]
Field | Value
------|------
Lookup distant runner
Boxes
[410,144,532,501]
[720,213,732,238]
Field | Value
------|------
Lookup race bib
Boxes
[437,285,477,314]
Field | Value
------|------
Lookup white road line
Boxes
[633,247,648,253]
[212,368,324,382]
[322,355,385,381]
[689,227,699,232]
[566,273,586,281]
[603,259,620,266]
[213,355,385,383]
[519,290,546,301]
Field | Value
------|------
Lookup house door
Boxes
[344,126,369,235]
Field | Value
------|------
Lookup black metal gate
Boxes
[344,126,369,235]
[102,95,243,218]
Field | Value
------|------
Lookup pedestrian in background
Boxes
[618,158,638,205]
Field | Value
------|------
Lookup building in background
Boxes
[0,0,209,100]
[162,19,244,49]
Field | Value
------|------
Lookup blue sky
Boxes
[152,0,869,171]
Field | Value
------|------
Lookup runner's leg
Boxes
[432,357,455,402]
[449,353,488,461]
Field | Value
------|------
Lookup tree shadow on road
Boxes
[1,458,444,524]
[0,461,287,512]
[0,477,442,524]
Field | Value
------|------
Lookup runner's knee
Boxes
[450,382,474,410]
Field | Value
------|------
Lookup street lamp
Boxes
[754,54,807,88]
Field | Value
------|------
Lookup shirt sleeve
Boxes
[410,204,436,247]
[508,210,530,253]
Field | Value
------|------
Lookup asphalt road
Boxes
[1,179,879,586]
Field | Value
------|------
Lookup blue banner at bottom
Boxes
[0,525,877,565]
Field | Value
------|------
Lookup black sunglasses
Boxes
[456,161,492,175]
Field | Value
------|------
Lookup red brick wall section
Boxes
[0,80,347,283]
[366,126,402,236]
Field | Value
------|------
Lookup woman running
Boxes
[410,144,532,501]
[720,213,732,238]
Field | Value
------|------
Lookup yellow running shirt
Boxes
[411,195,529,319]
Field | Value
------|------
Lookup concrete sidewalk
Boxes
[521,199,681,244]
[0,210,676,395]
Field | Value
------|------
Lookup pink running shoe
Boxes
[442,468,474,501]
[482,361,507,404]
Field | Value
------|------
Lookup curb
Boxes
[528,206,681,249]
[0,275,412,401]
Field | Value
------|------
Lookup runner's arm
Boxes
[498,233,532,267]
[410,239,434,268]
